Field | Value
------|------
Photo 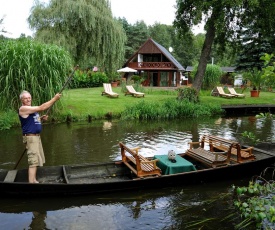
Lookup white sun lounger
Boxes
[228,87,245,98]
[102,83,119,98]
[216,86,236,98]
[125,85,145,97]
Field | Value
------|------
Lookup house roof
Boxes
[221,67,236,73]
[150,39,185,71]
[186,66,193,72]
[125,38,185,71]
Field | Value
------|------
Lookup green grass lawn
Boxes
[61,86,178,120]
[60,86,275,120]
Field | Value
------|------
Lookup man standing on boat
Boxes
[18,90,61,183]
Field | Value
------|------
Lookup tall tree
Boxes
[117,18,149,62]
[235,34,273,71]
[116,17,132,62]
[127,20,149,60]
[235,0,275,71]
[171,32,204,68]
[28,0,126,72]
[148,23,173,50]
[174,0,275,92]
[211,43,236,67]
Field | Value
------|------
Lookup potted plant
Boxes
[111,81,118,87]
[243,68,264,97]
[109,72,120,87]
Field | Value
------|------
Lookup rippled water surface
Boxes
[0,116,274,229]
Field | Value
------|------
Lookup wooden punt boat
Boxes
[0,143,274,197]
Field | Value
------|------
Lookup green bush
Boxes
[177,87,200,103]
[131,75,144,83]
[121,98,223,120]
[71,70,109,88]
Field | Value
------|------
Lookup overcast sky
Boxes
[0,0,203,38]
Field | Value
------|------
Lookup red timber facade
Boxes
[123,38,185,87]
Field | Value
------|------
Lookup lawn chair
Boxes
[125,85,145,97]
[101,83,119,98]
[228,87,245,98]
[216,87,236,98]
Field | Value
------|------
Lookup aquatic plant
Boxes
[255,112,275,119]
[233,167,275,229]
[241,131,260,146]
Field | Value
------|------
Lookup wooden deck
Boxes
[221,104,275,115]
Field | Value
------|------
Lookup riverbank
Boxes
[1,87,275,129]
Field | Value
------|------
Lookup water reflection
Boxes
[0,179,250,229]
[29,211,47,230]
[103,121,112,130]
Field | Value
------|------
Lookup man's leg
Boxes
[28,166,38,183]
[27,136,41,183]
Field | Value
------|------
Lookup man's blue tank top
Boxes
[19,112,42,134]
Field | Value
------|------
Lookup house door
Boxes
[153,72,158,86]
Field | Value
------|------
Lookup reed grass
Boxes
[0,39,73,110]
[0,110,18,130]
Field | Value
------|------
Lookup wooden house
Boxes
[123,38,185,87]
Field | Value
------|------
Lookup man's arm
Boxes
[19,94,61,117]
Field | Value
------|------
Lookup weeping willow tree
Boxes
[0,39,73,110]
[28,0,126,72]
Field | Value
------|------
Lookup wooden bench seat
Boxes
[186,134,249,167]
[119,142,161,178]
[207,135,255,163]
[186,145,230,168]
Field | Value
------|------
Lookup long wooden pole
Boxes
[13,149,27,170]
[14,65,79,169]
[45,65,79,116]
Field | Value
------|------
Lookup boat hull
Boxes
[0,148,274,197]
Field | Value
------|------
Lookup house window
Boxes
[143,54,161,62]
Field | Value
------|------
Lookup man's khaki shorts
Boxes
[23,136,45,167]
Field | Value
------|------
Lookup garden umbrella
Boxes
[117,67,137,73]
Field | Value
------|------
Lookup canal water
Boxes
[0,116,274,229]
